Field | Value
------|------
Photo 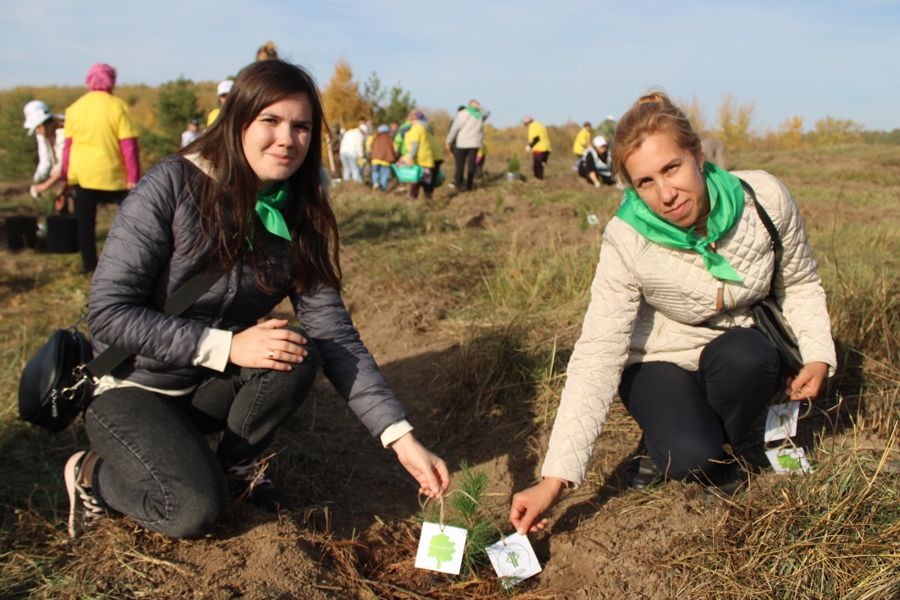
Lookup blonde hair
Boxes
[611,90,702,187]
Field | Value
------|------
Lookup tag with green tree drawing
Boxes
[765,447,812,474]
[415,522,467,574]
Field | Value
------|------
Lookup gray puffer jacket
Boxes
[88,155,407,438]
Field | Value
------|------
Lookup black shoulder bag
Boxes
[18,269,225,432]
[740,179,805,376]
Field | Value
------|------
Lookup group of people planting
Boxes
[22,59,833,546]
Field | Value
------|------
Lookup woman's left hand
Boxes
[229,318,308,370]
[390,432,451,499]
[786,361,829,401]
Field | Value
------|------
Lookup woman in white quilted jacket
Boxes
[510,91,836,536]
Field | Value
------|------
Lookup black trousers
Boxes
[619,328,780,483]
[85,333,321,538]
[532,151,550,180]
[73,186,126,272]
[453,147,479,190]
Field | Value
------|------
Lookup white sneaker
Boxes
[64,450,106,538]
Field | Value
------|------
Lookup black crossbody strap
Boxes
[740,178,782,296]
[84,269,226,378]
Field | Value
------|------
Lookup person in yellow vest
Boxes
[523,116,552,180]
[61,63,140,273]
[400,110,439,200]
[206,80,233,126]
[475,142,487,178]
[572,121,592,157]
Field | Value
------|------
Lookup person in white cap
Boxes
[576,135,615,187]
[338,116,368,183]
[207,80,233,126]
[23,100,67,199]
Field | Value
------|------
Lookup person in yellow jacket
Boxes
[206,80,232,126]
[572,121,592,157]
[523,116,551,180]
[400,110,440,200]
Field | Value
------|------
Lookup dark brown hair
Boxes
[181,60,340,294]
[611,90,702,188]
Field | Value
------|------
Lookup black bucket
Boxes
[5,216,38,250]
[46,215,79,253]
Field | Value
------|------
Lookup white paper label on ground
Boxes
[766,447,812,474]
[414,522,467,575]
[485,533,542,588]
[764,403,800,442]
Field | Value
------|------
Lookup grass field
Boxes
[0,144,898,599]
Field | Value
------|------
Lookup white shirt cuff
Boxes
[380,419,414,448]
[193,328,233,372]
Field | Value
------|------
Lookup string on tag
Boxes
[422,488,508,544]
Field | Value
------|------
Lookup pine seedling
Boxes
[450,460,487,524]
[452,461,498,574]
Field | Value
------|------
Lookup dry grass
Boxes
[673,430,900,599]
[1,145,899,598]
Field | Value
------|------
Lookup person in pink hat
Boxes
[61,63,140,272]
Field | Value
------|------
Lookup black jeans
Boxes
[619,328,779,483]
[532,151,550,180]
[73,186,126,272]
[410,160,443,200]
[84,335,321,538]
[453,147,479,190]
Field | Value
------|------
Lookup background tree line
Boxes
[1,58,898,182]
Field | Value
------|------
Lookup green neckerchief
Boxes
[616,161,745,282]
[465,106,482,120]
[255,180,292,241]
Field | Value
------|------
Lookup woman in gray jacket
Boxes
[510,91,835,536]
[64,60,450,539]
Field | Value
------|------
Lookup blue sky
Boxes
[3,0,899,131]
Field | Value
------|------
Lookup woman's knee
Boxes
[702,328,779,378]
[148,481,228,539]
[98,457,228,539]
[651,436,723,481]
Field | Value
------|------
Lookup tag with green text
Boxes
[415,522,467,575]
[485,533,542,588]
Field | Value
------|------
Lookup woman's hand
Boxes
[390,432,451,499]
[786,361,829,401]
[229,318,308,371]
[509,477,568,536]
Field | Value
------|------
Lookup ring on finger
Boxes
[268,350,275,359]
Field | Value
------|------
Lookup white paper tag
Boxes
[764,403,800,442]
[414,522,467,575]
[485,533,542,588]
[766,447,812,474]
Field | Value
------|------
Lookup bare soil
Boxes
[128,175,728,600]
[6,168,873,599]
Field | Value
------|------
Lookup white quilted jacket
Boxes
[541,170,837,486]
